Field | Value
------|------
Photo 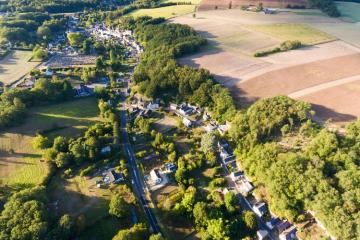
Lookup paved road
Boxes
[222,165,278,240]
[119,89,161,234]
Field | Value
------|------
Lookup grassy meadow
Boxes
[248,23,336,45]
[0,97,99,189]
[129,0,201,19]
[130,5,196,19]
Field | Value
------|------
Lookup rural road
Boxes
[119,84,161,234]
[288,74,360,98]
[222,166,278,240]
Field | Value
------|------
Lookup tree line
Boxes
[0,77,73,129]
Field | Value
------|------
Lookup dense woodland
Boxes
[229,96,360,239]
[0,12,66,46]
[0,0,128,13]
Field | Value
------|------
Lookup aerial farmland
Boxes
[172,6,360,125]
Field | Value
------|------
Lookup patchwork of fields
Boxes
[172,9,360,124]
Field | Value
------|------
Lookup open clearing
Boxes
[336,1,360,23]
[0,50,40,86]
[173,9,360,122]
[0,98,99,189]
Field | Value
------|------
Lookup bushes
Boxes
[80,165,96,177]
[308,0,340,17]
[254,47,281,57]
[280,40,302,51]
[254,40,302,57]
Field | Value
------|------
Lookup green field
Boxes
[336,1,360,22]
[130,4,196,19]
[129,0,201,19]
[0,50,40,85]
[0,97,99,189]
[248,23,336,45]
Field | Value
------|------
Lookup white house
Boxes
[257,229,269,240]
[230,171,243,181]
[204,122,217,133]
[147,102,159,110]
[169,103,177,111]
[183,117,192,128]
[253,202,268,217]
[203,111,210,121]
[150,169,162,185]
[239,179,254,194]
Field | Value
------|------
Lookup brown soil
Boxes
[236,53,360,104]
[300,79,360,124]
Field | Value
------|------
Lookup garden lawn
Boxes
[248,23,336,45]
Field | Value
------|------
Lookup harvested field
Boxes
[0,50,40,86]
[198,0,308,11]
[248,23,335,45]
[236,53,360,104]
[173,9,360,47]
[173,10,360,123]
[130,5,196,19]
[300,79,360,124]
